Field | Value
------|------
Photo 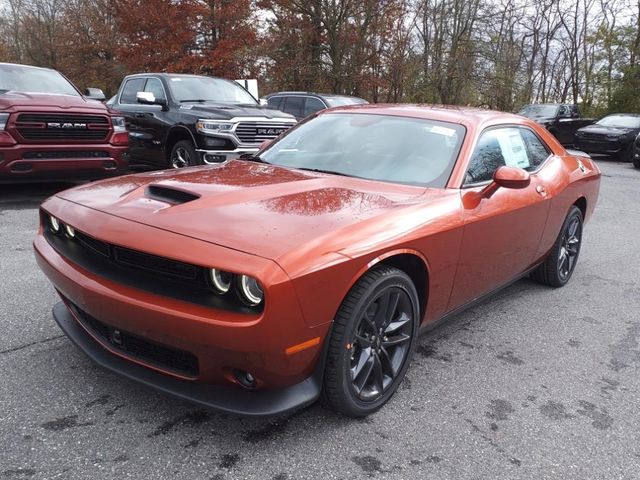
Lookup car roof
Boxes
[124,73,227,81]
[266,91,363,100]
[0,62,56,72]
[319,104,524,129]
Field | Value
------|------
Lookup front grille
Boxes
[235,121,295,144]
[16,113,110,142]
[23,151,110,160]
[73,230,198,281]
[68,301,199,377]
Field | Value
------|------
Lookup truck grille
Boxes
[16,113,110,142]
[235,121,295,144]
[67,300,199,377]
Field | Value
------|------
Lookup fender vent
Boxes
[145,185,200,204]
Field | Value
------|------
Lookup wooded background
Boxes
[1,0,639,115]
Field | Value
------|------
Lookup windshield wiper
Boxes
[179,99,210,103]
[296,167,354,178]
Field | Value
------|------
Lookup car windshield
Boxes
[259,113,465,187]
[518,105,559,118]
[596,115,640,128]
[0,64,79,96]
[324,96,368,107]
[168,76,257,104]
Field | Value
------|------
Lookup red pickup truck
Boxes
[0,62,129,182]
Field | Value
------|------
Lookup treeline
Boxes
[1,0,639,115]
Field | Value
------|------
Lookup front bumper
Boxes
[196,147,258,164]
[52,301,322,416]
[574,137,625,155]
[0,142,129,181]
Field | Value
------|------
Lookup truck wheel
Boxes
[169,140,201,168]
[634,156,640,169]
[618,144,633,163]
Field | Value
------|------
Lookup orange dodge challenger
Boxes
[34,105,600,417]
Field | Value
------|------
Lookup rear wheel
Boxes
[323,266,419,417]
[531,206,583,287]
[169,140,201,169]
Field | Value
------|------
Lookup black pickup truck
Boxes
[110,73,297,169]
[517,104,594,147]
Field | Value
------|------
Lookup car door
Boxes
[131,78,170,167]
[115,78,146,162]
[448,126,553,310]
[555,105,575,145]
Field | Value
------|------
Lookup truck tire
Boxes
[169,140,201,168]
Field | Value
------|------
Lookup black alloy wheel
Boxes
[531,205,583,287]
[323,265,419,417]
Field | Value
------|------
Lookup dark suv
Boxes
[110,74,296,169]
[264,92,368,121]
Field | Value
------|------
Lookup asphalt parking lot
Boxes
[1,160,639,480]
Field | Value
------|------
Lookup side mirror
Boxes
[259,139,272,150]
[493,166,531,189]
[259,98,269,106]
[85,88,105,101]
[136,91,166,106]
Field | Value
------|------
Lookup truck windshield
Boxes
[168,76,257,104]
[596,115,640,128]
[518,105,559,118]
[0,64,80,96]
[259,113,465,188]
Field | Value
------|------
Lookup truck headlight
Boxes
[238,275,264,306]
[111,116,126,133]
[196,120,234,135]
[0,113,9,130]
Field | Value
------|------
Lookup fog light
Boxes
[203,153,226,163]
[64,224,75,238]
[49,216,60,233]
[103,160,117,170]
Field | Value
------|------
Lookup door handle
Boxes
[536,185,547,197]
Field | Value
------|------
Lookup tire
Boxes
[531,206,583,288]
[323,265,420,417]
[634,156,640,169]
[618,143,634,163]
[168,140,201,169]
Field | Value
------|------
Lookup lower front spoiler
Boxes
[53,302,322,417]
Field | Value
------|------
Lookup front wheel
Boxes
[169,140,201,169]
[531,206,583,287]
[323,266,419,417]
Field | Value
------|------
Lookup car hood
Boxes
[179,102,294,121]
[56,160,435,262]
[0,91,107,112]
[577,124,638,137]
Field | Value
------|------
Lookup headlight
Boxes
[49,215,60,233]
[64,224,75,238]
[209,269,232,294]
[238,275,263,306]
[111,116,126,133]
[0,113,9,130]
[196,119,234,135]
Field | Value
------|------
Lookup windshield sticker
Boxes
[429,125,456,137]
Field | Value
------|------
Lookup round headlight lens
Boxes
[238,275,263,306]
[49,216,60,232]
[210,269,232,294]
[64,224,75,238]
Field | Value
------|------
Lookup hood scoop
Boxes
[145,184,201,205]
